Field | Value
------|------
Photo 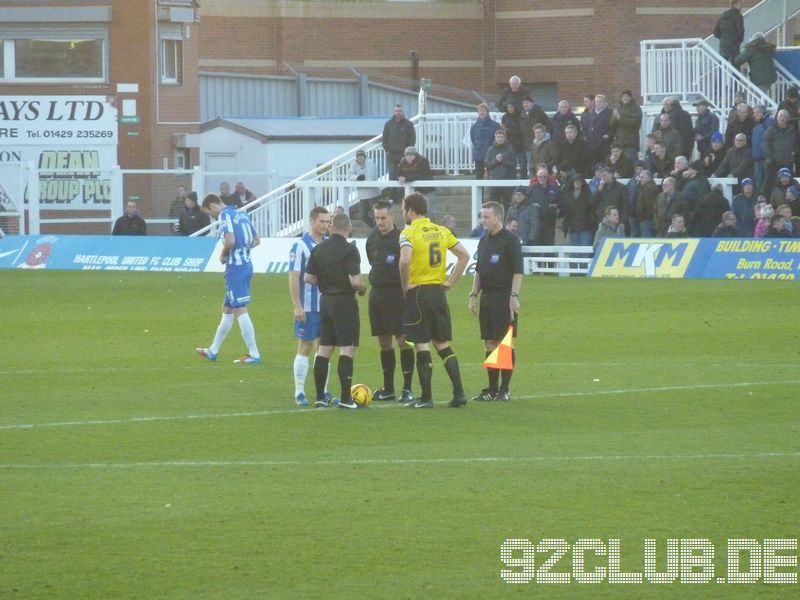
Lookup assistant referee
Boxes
[304,214,366,409]
[399,192,470,408]
[468,201,523,401]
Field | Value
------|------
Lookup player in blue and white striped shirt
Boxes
[289,207,332,406]
[196,194,261,364]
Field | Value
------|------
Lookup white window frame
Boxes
[0,26,108,84]
[160,25,183,85]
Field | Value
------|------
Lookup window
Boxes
[160,26,183,85]
[0,28,107,83]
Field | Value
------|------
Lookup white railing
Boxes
[640,38,779,113]
[523,247,594,277]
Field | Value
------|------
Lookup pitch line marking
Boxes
[1,452,799,470]
[0,379,798,432]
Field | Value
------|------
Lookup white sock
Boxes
[209,313,234,354]
[237,313,259,358]
[293,354,309,395]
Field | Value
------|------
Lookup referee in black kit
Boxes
[304,213,367,409]
[468,201,523,402]
[365,199,415,403]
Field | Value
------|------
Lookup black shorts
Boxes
[403,284,452,344]
[369,286,404,337]
[320,294,360,347]
[479,289,518,341]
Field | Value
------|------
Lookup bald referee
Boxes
[468,201,522,401]
[304,214,366,409]
[399,192,470,408]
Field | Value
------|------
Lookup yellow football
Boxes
[350,383,372,407]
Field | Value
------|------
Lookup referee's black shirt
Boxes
[476,228,524,292]
[305,233,362,295]
[365,226,402,288]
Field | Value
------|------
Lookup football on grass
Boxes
[350,384,372,407]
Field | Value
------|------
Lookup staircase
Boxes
[640,0,800,142]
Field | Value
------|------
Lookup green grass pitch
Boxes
[1,270,798,598]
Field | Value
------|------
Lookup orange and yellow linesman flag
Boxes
[482,326,514,370]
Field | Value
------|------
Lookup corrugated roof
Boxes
[201,117,386,141]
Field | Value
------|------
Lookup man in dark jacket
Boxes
[485,129,517,208]
[724,103,755,151]
[177,191,210,236]
[397,147,436,215]
[585,94,613,166]
[713,0,744,65]
[496,75,528,112]
[552,100,581,143]
[763,109,797,198]
[669,99,695,159]
[382,104,416,199]
[470,103,501,180]
[610,90,642,163]
[735,33,777,93]
[592,166,627,224]
[112,201,147,236]
[693,100,720,156]
[714,133,754,179]
[558,124,590,177]
[712,211,740,237]
[528,164,561,245]
[696,184,732,237]
[679,160,710,233]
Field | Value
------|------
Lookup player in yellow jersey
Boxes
[399,192,471,408]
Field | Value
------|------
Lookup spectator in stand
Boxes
[168,185,188,219]
[765,213,794,237]
[635,169,659,237]
[333,205,345,215]
[552,100,581,143]
[397,146,436,216]
[579,94,595,142]
[665,213,689,238]
[650,141,673,179]
[219,182,240,208]
[528,163,561,245]
[750,105,774,196]
[382,104,416,200]
[505,217,520,237]
[651,96,673,133]
[592,166,627,225]
[485,129,517,209]
[176,191,210,236]
[655,177,690,236]
[732,178,758,236]
[558,124,590,177]
[233,181,255,207]
[610,89,642,164]
[506,186,537,246]
[696,183,731,237]
[713,0,745,66]
[770,168,796,209]
[776,204,798,236]
[724,103,755,151]
[655,113,683,160]
[679,160,710,232]
[441,214,457,235]
[786,185,800,217]
[702,132,726,175]
[673,99,696,158]
[671,155,690,190]
[112,200,147,236]
[501,101,524,178]
[643,133,658,173]
[727,92,747,122]
[585,93,613,166]
[530,123,559,174]
[624,160,647,236]
[470,103,501,181]
[712,211,740,237]
[693,100,720,156]
[779,85,800,116]
[561,173,595,246]
[496,75,528,113]
[347,149,381,227]
[735,33,777,93]
[763,109,798,199]
[519,96,553,178]
[470,214,488,238]
[588,162,605,194]
[714,133,754,180]
[606,144,634,179]
[753,202,774,237]
[593,206,625,250]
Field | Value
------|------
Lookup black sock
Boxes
[400,347,415,390]
[438,346,464,396]
[314,356,330,400]
[500,350,515,392]
[338,355,354,403]
[416,350,433,399]
[380,349,396,392]
[486,350,499,393]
